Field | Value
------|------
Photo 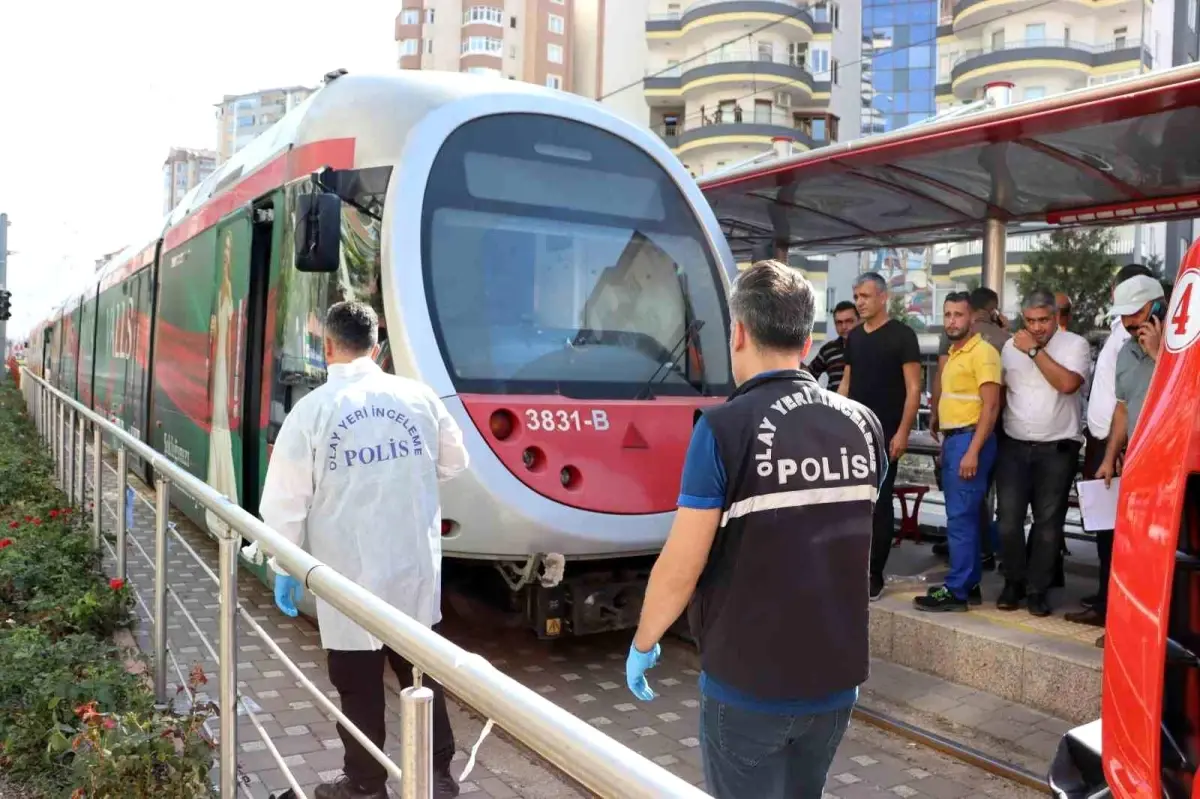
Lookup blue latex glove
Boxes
[274,575,303,617]
[626,642,661,701]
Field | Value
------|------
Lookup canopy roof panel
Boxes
[699,64,1200,257]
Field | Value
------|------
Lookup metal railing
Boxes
[948,37,1150,69]
[20,368,709,799]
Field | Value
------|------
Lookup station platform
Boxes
[871,538,1103,727]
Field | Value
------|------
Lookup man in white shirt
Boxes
[1066,264,1157,628]
[995,289,1092,618]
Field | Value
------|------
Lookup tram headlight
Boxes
[489,409,516,441]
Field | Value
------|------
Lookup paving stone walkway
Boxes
[78,442,1053,798]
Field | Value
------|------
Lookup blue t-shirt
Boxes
[678,371,863,715]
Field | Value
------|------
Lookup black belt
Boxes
[943,426,975,437]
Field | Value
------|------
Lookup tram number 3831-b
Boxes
[524,408,611,433]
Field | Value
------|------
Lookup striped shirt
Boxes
[808,337,847,392]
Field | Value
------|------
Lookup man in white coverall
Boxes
[260,301,468,799]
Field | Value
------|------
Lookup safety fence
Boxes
[20,368,708,799]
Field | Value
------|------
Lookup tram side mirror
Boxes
[295,193,342,273]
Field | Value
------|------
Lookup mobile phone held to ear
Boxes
[1149,299,1167,322]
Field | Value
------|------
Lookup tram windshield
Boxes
[421,113,733,399]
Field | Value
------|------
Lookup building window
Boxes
[1024,23,1046,45]
[463,6,503,25]
[990,29,1005,51]
[546,74,563,90]
[401,8,420,25]
[400,38,419,56]
[550,0,564,4]
[1191,0,1197,31]
[425,39,434,54]
[810,47,829,76]
[1022,86,1046,100]
[831,58,839,84]
[1064,25,1071,44]
[426,8,435,24]
[753,99,773,123]
[1114,26,1128,48]
[511,16,517,27]
[461,36,502,55]
[548,43,564,63]
[548,14,565,34]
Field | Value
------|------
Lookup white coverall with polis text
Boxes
[259,356,469,651]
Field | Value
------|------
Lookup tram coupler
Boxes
[527,566,650,638]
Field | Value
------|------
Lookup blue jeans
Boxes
[700,694,852,798]
[942,430,997,600]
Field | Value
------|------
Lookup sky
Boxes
[0,1,398,337]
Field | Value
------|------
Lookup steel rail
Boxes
[851,705,1050,794]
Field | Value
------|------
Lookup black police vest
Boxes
[687,369,886,701]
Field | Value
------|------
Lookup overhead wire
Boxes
[605,0,1064,134]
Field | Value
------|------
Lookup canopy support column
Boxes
[983,218,1007,307]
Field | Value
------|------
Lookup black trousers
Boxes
[1083,432,1114,611]
[327,645,455,791]
[996,437,1081,593]
[870,446,900,579]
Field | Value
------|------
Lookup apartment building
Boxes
[215,86,316,163]
[161,148,217,215]
[396,1,578,90]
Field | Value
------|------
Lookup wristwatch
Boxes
[1028,346,1041,359]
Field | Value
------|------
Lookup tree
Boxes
[1015,228,1120,335]
[888,294,925,331]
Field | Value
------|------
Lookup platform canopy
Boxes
[699,64,1200,258]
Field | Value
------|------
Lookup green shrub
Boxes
[0,385,215,797]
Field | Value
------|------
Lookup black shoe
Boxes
[981,554,996,572]
[1064,606,1105,627]
[1028,592,1051,618]
[870,574,885,602]
[927,584,982,605]
[932,541,949,558]
[914,586,968,612]
[1080,593,1101,609]
[436,769,461,799]
[313,776,387,799]
[996,582,1025,611]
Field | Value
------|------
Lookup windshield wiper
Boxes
[633,319,706,400]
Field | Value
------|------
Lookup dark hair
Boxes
[1116,263,1154,283]
[968,287,999,312]
[1021,289,1056,312]
[833,301,858,316]
[325,301,378,354]
[730,260,815,352]
[944,291,970,306]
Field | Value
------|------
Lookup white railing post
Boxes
[75,415,85,509]
[154,475,170,704]
[401,673,434,799]
[115,447,128,580]
[92,424,103,551]
[217,522,240,798]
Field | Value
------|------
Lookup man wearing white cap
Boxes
[1065,265,1157,630]
[1095,273,1167,487]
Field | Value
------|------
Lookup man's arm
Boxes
[838,365,851,396]
[632,508,722,652]
[892,329,922,457]
[259,413,315,576]
[929,354,948,435]
[433,395,469,481]
[631,418,723,653]
[1098,402,1129,487]
[1021,334,1088,394]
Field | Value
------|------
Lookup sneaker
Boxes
[914,586,968,612]
[996,581,1025,611]
[313,776,387,799]
[1027,592,1051,618]
[926,584,982,605]
[1063,606,1105,627]
[869,574,885,602]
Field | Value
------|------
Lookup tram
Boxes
[25,70,736,637]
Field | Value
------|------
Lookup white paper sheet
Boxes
[1077,478,1120,532]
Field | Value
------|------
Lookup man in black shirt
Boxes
[808,301,859,393]
[839,272,922,600]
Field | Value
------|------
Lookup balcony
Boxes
[643,48,820,102]
[949,38,1151,100]
[951,0,1142,31]
[646,0,813,37]
[653,108,821,156]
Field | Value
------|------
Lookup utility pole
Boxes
[0,213,8,372]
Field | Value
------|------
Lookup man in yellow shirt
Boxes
[916,292,1003,612]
